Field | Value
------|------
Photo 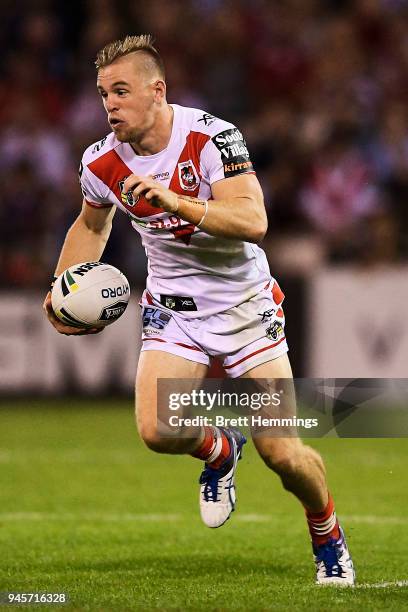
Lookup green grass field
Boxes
[1,399,408,611]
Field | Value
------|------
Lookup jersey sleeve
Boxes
[200,124,255,185]
[78,159,113,209]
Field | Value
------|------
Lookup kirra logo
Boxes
[72,262,104,277]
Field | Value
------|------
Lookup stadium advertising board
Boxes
[308,268,408,377]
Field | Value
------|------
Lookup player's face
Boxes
[97,55,159,143]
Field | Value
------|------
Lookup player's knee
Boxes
[138,423,164,453]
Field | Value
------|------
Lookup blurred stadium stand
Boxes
[1,0,408,388]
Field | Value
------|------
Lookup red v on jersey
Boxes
[168,131,210,244]
[87,149,165,218]
[87,130,210,230]
[169,131,210,197]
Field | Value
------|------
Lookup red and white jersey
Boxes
[79,104,271,317]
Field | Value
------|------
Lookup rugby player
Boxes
[43,35,355,585]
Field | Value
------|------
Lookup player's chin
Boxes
[112,126,132,142]
[112,130,126,142]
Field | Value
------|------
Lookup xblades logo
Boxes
[198,113,216,126]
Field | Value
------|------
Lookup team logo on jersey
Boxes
[178,161,199,191]
[119,178,139,207]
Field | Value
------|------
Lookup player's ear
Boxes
[152,79,166,102]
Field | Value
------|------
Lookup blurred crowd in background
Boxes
[1,0,408,288]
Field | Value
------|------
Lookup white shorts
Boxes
[139,280,289,378]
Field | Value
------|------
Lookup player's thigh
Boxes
[240,353,300,466]
[240,352,293,379]
[135,350,208,433]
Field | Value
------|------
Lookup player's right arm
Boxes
[43,200,116,335]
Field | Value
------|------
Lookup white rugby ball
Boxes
[51,262,130,328]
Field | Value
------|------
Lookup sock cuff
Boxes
[305,492,334,521]
[191,426,214,459]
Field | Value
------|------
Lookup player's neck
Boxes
[130,104,174,156]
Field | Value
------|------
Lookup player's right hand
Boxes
[43,292,104,336]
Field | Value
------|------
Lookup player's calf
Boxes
[137,421,202,455]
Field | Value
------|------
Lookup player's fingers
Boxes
[131,182,149,199]
[43,302,87,335]
[145,188,160,202]
[132,180,157,199]
[43,290,104,335]
[53,319,85,333]
[123,174,143,192]
[63,327,103,336]
[43,291,52,311]
[43,294,60,325]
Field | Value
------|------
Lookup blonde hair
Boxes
[95,34,165,78]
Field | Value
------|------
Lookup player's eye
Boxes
[116,90,128,96]
[99,91,107,98]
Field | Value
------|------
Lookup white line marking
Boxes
[236,514,271,522]
[355,581,408,589]
[0,512,181,522]
[0,512,407,526]
[343,515,408,525]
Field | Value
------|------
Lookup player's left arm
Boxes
[122,173,268,243]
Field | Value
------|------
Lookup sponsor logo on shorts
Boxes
[160,295,197,311]
[266,321,284,341]
[178,161,199,191]
[212,128,254,178]
[142,307,172,336]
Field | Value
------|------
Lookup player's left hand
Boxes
[122,174,179,213]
